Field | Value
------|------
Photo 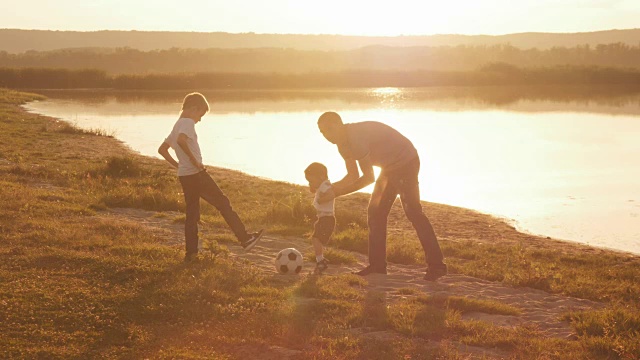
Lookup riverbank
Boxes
[1,88,639,359]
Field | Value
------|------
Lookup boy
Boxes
[158,92,263,262]
[304,162,336,274]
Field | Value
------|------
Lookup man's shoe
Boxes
[353,265,387,276]
[315,258,329,274]
[241,229,264,252]
[424,265,447,281]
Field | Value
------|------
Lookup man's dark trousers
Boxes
[367,157,445,270]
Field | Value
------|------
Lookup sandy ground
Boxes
[99,207,604,359]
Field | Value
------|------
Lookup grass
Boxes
[331,224,369,253]
[263,192,316,227]
[0,88,45,103]
[562,307,640,359]
[417,294,522,316]
[1,87,640,359]
[387,293,521,341]
[53,121,115,137]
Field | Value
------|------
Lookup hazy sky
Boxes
[3,0,639,36]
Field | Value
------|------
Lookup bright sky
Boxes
[3,0,639,36]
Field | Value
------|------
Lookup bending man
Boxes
[317,112,447,281]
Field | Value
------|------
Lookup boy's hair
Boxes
[182,92,210,112]
[305,162,328,179]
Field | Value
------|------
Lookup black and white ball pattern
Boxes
[275,248,303,274]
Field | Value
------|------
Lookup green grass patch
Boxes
[54,121,115,137]
[395,287,421,296]
[99,155,144,178]
[331,224,368,253]
[418,294,522,316]
[263,192,315,228]
[444,239,640,306]
[387,235,425,265]
[0,88,45,104]
[388,298,449,338]
[563,306,640,359]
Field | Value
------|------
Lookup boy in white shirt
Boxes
[304,162,336,274]
[158,92,263,262]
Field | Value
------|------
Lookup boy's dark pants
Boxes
[367,157,445,271]
[179,171,248,254]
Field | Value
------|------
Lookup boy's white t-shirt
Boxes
[313,180,335,217]
[164,117,203,176]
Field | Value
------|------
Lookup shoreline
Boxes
[21,96,640,257]
[7,88,640,293]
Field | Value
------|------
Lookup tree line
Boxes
[2,64,640,90]
[2,43,640,75]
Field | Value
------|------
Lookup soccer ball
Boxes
[275,248,304,274]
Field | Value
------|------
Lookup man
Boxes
[317,111,447,280]
[158,92,263,262]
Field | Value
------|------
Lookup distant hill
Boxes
[1,28,640,53]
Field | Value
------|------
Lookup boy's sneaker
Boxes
[241,229,264,252]
[424,265,447,281]
[315,258,329,274]
[353,265,387,276]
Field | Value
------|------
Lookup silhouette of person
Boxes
[317,112,447,280]
[158,92,263,261]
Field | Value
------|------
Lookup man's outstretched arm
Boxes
[335,156,375,196]
[332,158,360,188]
[319,156,375,202]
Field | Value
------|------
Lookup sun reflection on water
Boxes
[370,87,404,108]
[371,87,402,95]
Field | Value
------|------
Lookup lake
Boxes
[24,87,640,254]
